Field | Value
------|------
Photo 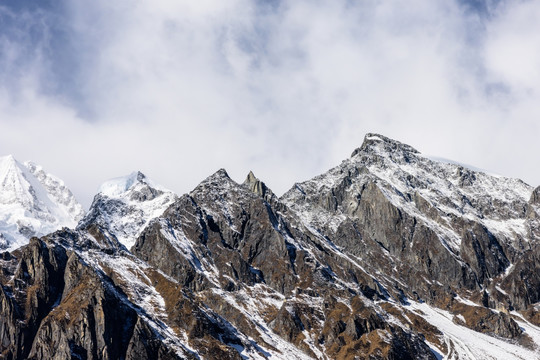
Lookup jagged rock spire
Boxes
[242,170,275,202]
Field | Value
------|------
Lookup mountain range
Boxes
[0,134,539,359]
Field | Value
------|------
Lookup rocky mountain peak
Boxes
[242,170,275,201]
[135,170,145,181]
[2,135,540,360]
[79,172,177,249]
[189,168,237,197]
[244,170,257,184]
[98,171,154,197]
[351,133,420,158]
[208,168,231,181]
[96,170,169,204]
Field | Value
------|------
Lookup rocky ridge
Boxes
[0,134,539,359]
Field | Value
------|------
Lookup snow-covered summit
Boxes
[0,155,84,250]
[98,171,167,199]
[282,133,533,250]
[79,171,178,249]
[351,133,420,158]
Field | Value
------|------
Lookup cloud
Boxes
[484,1,540,89]
[1,0,540,208]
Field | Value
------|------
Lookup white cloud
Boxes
[1,0,540,208]
[485,1,540,90]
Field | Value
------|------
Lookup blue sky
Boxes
[1,0,539,207]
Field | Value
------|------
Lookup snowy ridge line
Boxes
[282,135,533,250]
[366,146,532,245]
[0,155,84,251]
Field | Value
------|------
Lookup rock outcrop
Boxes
[0,134,539,359]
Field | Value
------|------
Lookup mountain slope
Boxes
[0,135,539,359]
[281,134,537,306]
[0,155,84,250]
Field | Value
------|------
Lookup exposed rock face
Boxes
[1,134,540,359]
[0,235,179,360]
[281,134,531,306]
[450,302,522,339]
[243,171,277,204]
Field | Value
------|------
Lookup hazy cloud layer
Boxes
[1,0,539,207]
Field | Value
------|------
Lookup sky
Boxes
[1,0,540,208]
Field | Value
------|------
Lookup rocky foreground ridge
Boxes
[0,134,539,359]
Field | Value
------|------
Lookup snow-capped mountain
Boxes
[78,171,177,249]
[0,155,84,250]
[282,133,536,296]
[283,133,532,246]
[0,135,539,360]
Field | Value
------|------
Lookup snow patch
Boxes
[406,301,540,360]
